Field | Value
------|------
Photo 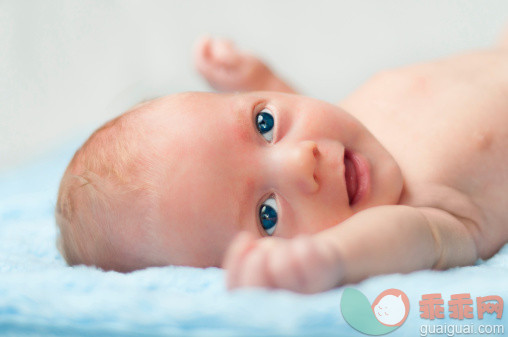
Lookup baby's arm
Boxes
[194,37,297,94]
[315,205,478,284]
[223,205,478,293]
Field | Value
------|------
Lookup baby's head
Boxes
[55,91,403,272]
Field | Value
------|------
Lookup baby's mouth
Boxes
[344,150,358,205]
[343,149,370,206]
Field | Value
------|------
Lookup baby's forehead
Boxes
[151,91,252,116]
[148,92,227,111]
[133,93,253,266]
[136,92,251,145]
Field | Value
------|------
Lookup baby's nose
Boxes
[276,140,319,194]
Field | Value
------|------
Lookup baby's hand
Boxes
[193,36,274,92]
[223,232,344,294]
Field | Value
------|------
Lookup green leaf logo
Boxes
[340,288,410,335]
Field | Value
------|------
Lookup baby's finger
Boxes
[222,231,255,269]
[289,236,318,293]
[268,240,302,291]
[193,35,212,65]
[236,247,270,288]
[292,236,344,293]
[270,239,314,292]
[222,231,256,288]
[209,38,241,67]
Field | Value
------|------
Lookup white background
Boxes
[1,0,507,172]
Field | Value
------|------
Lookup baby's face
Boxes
[127,92,403,268]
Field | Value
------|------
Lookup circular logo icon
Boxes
[340,288,410,335]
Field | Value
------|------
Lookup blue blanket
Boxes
[1,140,506,336]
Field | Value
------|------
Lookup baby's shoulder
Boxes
[342,48,508,258]
[350,48,508,106]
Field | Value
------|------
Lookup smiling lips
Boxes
[344,149,369,206]
[344,151,358,205]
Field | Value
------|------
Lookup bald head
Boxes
[55,97,172,271]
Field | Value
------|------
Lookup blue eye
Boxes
[259,196,278,236]
[256,108,274,142]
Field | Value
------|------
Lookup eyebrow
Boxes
[233,98,255,143]
[236,176,260,236]
[233,99,263,236]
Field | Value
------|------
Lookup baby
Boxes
[56,34,508,293]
